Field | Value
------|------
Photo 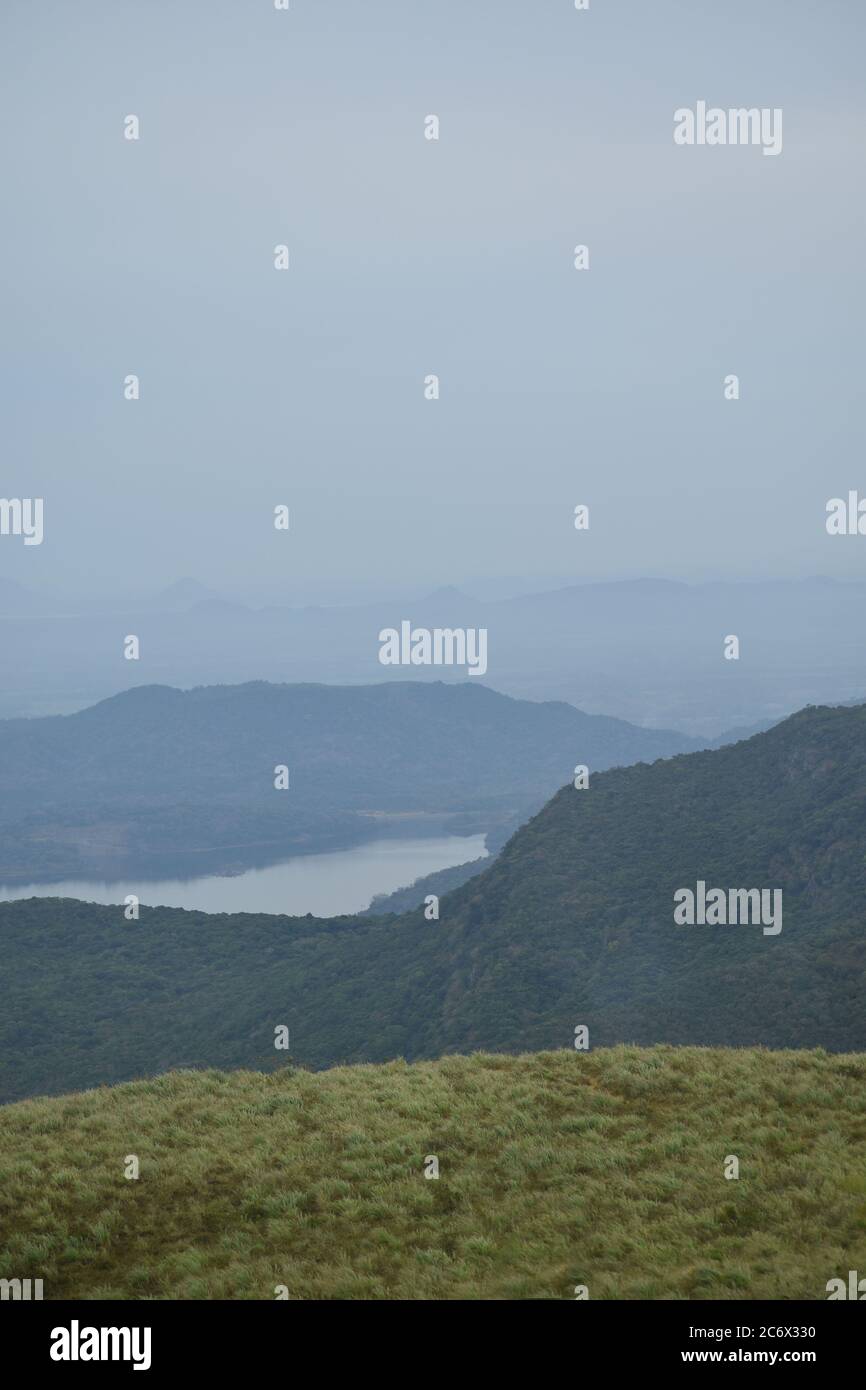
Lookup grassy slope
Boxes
[2,1046,865,1300]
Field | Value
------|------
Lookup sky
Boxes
[2,0,864,598]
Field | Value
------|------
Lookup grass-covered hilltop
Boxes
[1,1047,864,1301]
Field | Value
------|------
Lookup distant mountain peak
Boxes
[417,585,477,605]
[156,578,219,605]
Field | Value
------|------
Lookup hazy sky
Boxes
[2,0,864,597]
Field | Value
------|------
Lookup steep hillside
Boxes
[1,703,865,1102]
[363,850,492,916]
[0,680,699,881]
[362,821,516,915]
[429,700,866,1055]
[1,1048,864,1300]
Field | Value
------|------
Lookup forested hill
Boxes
[1,703,865,1103]
[0,679,701,881]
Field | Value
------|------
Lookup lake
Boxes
[0,833,488,917]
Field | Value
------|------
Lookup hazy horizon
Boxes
[8,568,866,608]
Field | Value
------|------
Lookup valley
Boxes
[2,701,864,1106]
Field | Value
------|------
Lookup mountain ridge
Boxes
[1,701,865,1103]
[0,679,704,882]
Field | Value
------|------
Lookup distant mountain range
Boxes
[0,680,706,883]
[2,575,865,732]
[2,701,864,1104]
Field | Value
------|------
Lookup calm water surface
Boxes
[0,834,487,916]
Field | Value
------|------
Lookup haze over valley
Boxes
[3,574,866,736]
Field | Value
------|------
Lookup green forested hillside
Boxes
[1,703,865,1102]
[1,1048,864,1300]
[363,851,492,915]
[0,679,700,880]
